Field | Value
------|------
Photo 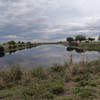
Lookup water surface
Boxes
[0,45,100,69]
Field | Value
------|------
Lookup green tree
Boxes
[88,38,95,42]
[66,37,74,43]
[8,40,16,45]
[75,35,86,42]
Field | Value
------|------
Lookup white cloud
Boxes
[0,35,21,39]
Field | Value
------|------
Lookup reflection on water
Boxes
[67,47,84,53]
[0,52,5,57]
[0,45,100,69]
[0,46,5,57]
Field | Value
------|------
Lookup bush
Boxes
[72,73,90,82]
[19,72,32,86]
[21,82,55,100]
[0,65,22,83]
[30,67,48,80]
[10,65,23,82]
[73,88,96,99]
[51,64,65,73]
[0,83,4,90]
[52,86,65,95]
[50,80,66,95]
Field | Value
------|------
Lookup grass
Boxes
[73,42,100,51]
[0,59,100,100]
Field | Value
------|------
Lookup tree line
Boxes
[66,35,100,43]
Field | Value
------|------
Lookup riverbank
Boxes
[0,59,100,100]
[0,41,62,54]
[68,42,100,52]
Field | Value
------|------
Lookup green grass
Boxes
[74,42,100,51]
[0,60,100,100]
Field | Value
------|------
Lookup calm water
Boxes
[0,45,100,69]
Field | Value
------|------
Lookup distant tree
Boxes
[8,40,16,45]
[0,46,4,52]
[27,42,31,45]
[88,38,95,42]
[18,41,21,44]
[8,41,17,49]
[0,46,5,57]
[22,42,25,44]
[66,37,74,43]
[75,35,86,42]
[98,36,100,41]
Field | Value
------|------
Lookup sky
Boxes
[0,0,100,43]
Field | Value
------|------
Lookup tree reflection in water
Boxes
[0,46,5,57]
[67,47,87,64]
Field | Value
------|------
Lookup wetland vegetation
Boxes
[0,59,100,100]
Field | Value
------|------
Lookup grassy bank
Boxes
[0,59,100,100]
[3,43,42,53]
[69,42,100,51]
[1,41,62,54]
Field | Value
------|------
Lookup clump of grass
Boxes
[0,65,22,83]
[50,80,66,95]
[30,67,48,80]
[72,88,96,99]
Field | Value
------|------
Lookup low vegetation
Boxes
[68,42,100,52]
[0,59,100,100]
[0,41,61,55]
[2,41,42,53]
[66,35,100,51]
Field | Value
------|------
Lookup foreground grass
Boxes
[0,60,100,100]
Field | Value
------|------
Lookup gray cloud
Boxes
[0,0,100,43]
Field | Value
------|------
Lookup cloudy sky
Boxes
[0,0,100,43]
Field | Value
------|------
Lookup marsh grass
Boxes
[0,58,100,100]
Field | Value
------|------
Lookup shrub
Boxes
[77,81,97,87]
[51,64,65,73]
[50,80,66,95]
[30,67,48,80]
[0,65,22,83]
[72,73,90,82]
[21,82,55,100]
[52,86,65,95]
[76,81,88,87]
[19,72,32,86]
[73,88,96,99]
[0,83,4,90]
[50,64,66,78]
[9,65,23,82]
